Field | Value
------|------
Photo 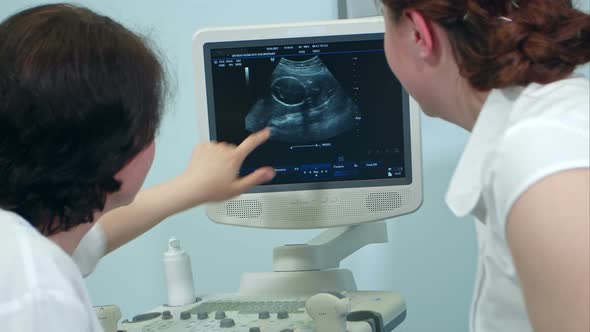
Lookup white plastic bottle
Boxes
[163,237,196,306]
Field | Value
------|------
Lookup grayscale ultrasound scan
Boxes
[206,37,408,185]
[245,56,360,143]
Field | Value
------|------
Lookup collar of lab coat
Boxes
[445,87,524,219]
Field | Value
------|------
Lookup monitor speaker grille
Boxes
[218,189,413,226]
[366,192,403,212]
[226,199,263,219]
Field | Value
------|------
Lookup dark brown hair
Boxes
[0,4,167,235]
[382,0,590,90]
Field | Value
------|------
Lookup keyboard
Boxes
[119,291,407,332]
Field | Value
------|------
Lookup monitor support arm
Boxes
[239,221,389,296]
[273,221,388,272]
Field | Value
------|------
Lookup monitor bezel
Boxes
[192,17,423,228]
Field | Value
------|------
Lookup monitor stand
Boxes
[239,221,388,296]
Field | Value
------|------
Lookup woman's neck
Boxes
[450,80,491,132]
[46,190,127,255]
[48,219,98,255]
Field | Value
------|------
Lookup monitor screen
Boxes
[203,34,412,193]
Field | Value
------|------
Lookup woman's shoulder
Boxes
[519,75,589,100]
[509,76,589,128]
[492,76,589,171]
[484,76,589,224]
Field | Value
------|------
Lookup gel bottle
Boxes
[164,237,196,306]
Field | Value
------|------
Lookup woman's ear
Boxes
[111,141,156,207]
[403,9,436,59]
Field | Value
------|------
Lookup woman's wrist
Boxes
[161,174,208,215]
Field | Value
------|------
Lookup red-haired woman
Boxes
[380,0,589,331]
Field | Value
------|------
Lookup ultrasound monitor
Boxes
[192,17,422,229]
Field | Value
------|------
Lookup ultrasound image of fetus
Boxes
[245,56,360,143]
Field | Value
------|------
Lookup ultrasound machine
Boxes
[106,16,423,332]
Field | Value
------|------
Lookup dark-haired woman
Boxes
[380,0,589,331]
[0,4,274,331]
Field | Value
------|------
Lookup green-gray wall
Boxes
[1,1,588,331]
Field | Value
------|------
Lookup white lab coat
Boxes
[0,209,104,332]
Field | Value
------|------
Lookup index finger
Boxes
[234,128,271,162]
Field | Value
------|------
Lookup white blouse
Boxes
[446,76,590,332]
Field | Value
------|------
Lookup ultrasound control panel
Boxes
[119,291,407,332]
